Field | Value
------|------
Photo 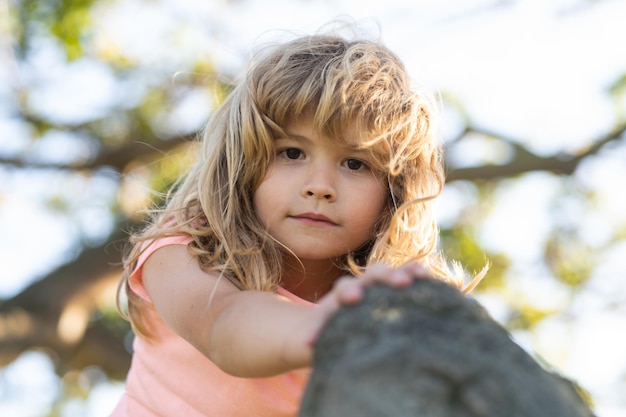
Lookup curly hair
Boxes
[118,33,485,336]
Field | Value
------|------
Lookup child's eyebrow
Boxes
[280,133,312,144]
[281,131,368,153]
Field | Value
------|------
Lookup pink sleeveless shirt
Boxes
[111,236,312,417]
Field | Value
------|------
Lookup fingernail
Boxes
[342,284,362,302]
[392,271,411,285]
[412,263,428,276]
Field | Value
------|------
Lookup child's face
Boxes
[253,115,388,264]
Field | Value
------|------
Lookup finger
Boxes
[404,262,431,279]
[389,262,434,286]
[389,267,413,286]
[362,263,412,287]
[362,262,432,288]
[360,263,392,281]
[333,277,364,304]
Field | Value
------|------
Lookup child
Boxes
[113,29,483,417]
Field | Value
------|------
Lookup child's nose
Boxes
[302,166,337,201]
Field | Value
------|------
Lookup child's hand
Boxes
[307,262,430,345]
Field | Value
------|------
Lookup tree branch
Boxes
[446,122,626,182]
[0,222,134,375]
[0,134,194,172]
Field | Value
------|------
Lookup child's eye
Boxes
[279,148,304,160]
[344,158,368,171]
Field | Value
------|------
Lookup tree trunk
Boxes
[299,279,595,417]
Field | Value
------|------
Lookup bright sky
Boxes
[1,0,626,416]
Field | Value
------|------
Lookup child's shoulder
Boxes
[129,234,195,301]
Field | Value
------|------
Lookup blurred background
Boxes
[1,0,625,416]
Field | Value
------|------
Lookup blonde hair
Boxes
[118,33,485,336]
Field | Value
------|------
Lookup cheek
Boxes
[359,183,390,229]
[252,184,270,226]
[252,169,280,226]
[373,180,390,213]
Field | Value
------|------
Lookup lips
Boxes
[291,212,338,226]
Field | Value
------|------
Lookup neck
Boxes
[279,257,344,303]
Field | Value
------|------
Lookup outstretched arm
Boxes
[143,244,426,378]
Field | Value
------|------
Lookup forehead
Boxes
[283,113,369,150]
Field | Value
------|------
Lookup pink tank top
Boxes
[111,236,312,416]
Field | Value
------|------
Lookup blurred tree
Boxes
[1,0,232,381]
[0,0,624,412]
